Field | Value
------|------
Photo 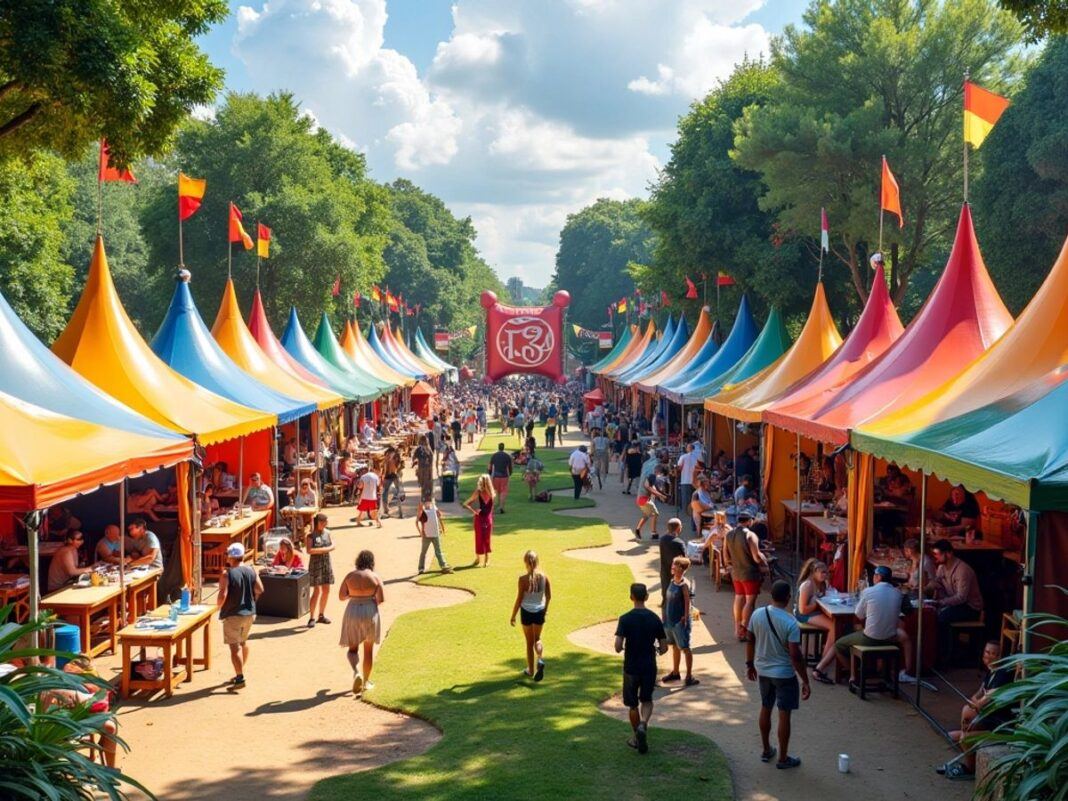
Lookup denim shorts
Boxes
[664,620,691,650]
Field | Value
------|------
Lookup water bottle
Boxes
[180,585,191,611]
[169,596,179,622]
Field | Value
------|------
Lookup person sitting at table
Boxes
[125,487,164,521]
[42,658,120,769]
[272,537,304,570]
[126,518,163,569]
[360,418,377,444]
[937,641,1014,780]
[689,474,716,535]
[243,473,275,512]
[926,539,983,661]
[833,565,909,690]
[213,462,236,491]
[46,530,92,591]
[733,475,753,506]
[293,479,318,508]
[795,559,837,685]
[201,482,221,521]
[902,538,935,592]
[44,505,82,542]
[685,509,728,564]
[934,485,980,531]
[94,525,131,566]
[283,437,298,472]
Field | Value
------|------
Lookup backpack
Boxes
[535,490,552,503]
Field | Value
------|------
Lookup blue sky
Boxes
[199,1,809,285]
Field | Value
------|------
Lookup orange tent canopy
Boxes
[635,308,715,392]
[341,321,415,388]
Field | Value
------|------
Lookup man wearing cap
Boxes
[834,565,907,691]
[723,509,767,640]
[216,543,263,690]
[568,444,592,500]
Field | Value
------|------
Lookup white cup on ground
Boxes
[838,753,850,773]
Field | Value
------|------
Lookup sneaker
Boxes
[776,756,801,770]
[441,566,454,574]
[307,618,316,628]
[318,615,331,625]
[635,723,648,754]
[364,681,375,691]
[534,659,545,682]
[898,670,917,685]
[352,672,364,695]
[760,747,777,763]
[230,675,246,689]
[633,529,642,540]
[660,672,681,683]
[651,534,659,541]
[684,676,700,687]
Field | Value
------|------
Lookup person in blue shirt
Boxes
[126,518,163,570]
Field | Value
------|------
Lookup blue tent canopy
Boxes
[368,324,423,378]
[619,315,690,386]
[312,313,395,395]
[608,316,675,380]
[150,278,316,425]
[281,308,381,403]
[0,287,180,439]
[414,328,458,377]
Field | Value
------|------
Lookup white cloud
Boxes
[229,0,776,284]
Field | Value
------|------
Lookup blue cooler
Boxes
[52,623,81,667]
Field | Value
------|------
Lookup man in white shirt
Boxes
[360,419,377,444]
[833,566,909,688]
[353,469,383,528]
[676,442,702,533]
[568,445,592,500]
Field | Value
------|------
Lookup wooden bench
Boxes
[850,644,900,700]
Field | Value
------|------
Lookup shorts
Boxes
[222,614,255,645]
[492,476,510,497]
[834,630,898,657]
[640,501,659,517]
[622,667,657,708]
[357,498,379,512]
[795,612,813,624]
[520,607,546,626]
[664,621,691,650]
[732,579,762,596]
[759,675,800,711]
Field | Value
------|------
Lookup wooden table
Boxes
[1,541,62,571]
[802,515,848,559]
[816,593,859,682]
[107,567,162,623]
[279,506,319,547]
[201,510,270,580]
[0,573,30,621]
[41,584,122,657]
[117,604,215,697]
[781,499,826,538]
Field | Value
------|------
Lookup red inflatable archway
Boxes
[480,290,570,383]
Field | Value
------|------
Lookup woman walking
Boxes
[510,550,551,681]
[462,474,496,567]
[339,549,384,696]
[306,513,335,628]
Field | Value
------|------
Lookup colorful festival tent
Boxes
[211,280,343,411]
[618,315,691,386]
[341,321,415,389]
[635,308,716,393]
[694,307,791,400]
[368,324,424,379]
[281,308,382,402]
[598,320,657,379]
[386,325,445,377]
[413,328,458,379]
[312,313,396,396]
[588,325,634,373]
[658,296,758,403]
[409,379,438,420]
[151,275,316,425]
[52,238,275,445]
[609,317,672,381]
[247,289,337,390]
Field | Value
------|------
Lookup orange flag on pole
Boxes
[963,81,1010,148]
[880,156,904,228]
[98,140,136,183]
[178,172,206,220]
[229,203,254,250]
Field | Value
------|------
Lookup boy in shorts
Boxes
[661,556,699,686]
[614,583,668,754]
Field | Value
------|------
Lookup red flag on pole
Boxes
[331,275,341,297]
[353,291,361,308]
[820,208,829,252]
[660,290,670,307]
[716,272,736,287]
[684,276,698,299]
[881,156,904,227]
[228,203,254,249]
[98,140,136,183]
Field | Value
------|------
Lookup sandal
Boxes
[760,747,777,763]
[812,669,834,685]
[776,756,802,770]
[945,763,974,781]
[684,676,700,687]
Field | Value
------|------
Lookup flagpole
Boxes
[963,70,970,204]
[227,241,232,279]
[178,205,185,268]
[818,247,824,284]
[878,154,885,253]
[96,175,103,237]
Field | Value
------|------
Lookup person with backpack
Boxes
[416,500,453,574]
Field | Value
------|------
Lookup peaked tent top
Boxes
[368,323,422,378]
[341,321,415,388]
[706,283,842,422]
[152,278,316,425]
[588,325,634,372]
[247,289,335,389]
[635,308,715,392]
[282,308,381,402]
[609,316,672,380]
[52,238,275,445]
[414,328,458,376]
[765,205,1013,444]
[599,320,657,379]
[619,315,690,386]
[211,280,343,411]
[386,324,443,376]
[694,307,791,405]
[312,313,396,395]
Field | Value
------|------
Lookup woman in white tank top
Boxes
[510,550,552,681]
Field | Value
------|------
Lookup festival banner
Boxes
[434,331,451,350]
[598,331,613,349]
[481,290,570,382]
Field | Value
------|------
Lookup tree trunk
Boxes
[0,102,41,138]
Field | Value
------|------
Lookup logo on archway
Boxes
[495,316,554,368]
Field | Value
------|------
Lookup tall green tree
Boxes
[639,58,822,326]
[972,37,1068,313]
[139,92,392,334]
[551,198,649,330]
[999,1,1068,40]
[0,152,75,341]
[732,0,1025,307]
[0,0,226,164]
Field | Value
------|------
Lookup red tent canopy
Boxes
[583,387,604,412]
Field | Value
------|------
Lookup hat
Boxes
[873,565,892,580]
[579,445,588,452]
[227,543,245,559]
[736,508,754,521]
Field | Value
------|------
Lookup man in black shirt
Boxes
[488,442,514,514]
[658,518,686,606]
[615,583,668,754]
[217,543,263,689]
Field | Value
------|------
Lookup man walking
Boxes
[412,435,435,502]
[746,579,810,769]
[217,543,263,689]
[568,444,591,500]
[723,510,767,639]
[614,583,668,754]
[489,442,513,514]
[657,518,686,605]
[676,442,701,533]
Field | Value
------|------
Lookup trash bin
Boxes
[441,472,456,503]
[52,623,81,668]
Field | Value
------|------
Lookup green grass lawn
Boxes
[310,428,731,801]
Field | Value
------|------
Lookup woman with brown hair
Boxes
[339,550,384,696]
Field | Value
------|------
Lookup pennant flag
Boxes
[331,275,341,297]
[256,223,271,258]
[353,290,361,308]
[386,290,400,312]
[98,139,136,183]
[685,276,699,299]
[880,156,904,228]
[820,208,829,252]
[660,290,670,307]
[616,298,628,314]
[716,271,736,287]
[178,172,206,221]
[228,203,254,249]
[598,331,613,349]
[371,286,382,303]
[572,324,601,340]
[467,325,477,337]
[963,80,1010,148]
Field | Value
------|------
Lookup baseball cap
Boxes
[873,565,892,580]
[736,509,754,521]
[227,543,245,559]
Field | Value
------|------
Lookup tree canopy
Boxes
[999,1,1068,40]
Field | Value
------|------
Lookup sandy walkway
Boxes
[558,431,970,801]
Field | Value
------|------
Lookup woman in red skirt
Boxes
[463,474,496,568]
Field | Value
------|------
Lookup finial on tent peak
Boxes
[177,268,192,283]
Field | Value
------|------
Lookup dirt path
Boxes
[557,426,969,801]
[95,468,472,800]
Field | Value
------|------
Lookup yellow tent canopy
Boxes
[341,321,415,388]
[52,237,276,446]
[602,320,657,378]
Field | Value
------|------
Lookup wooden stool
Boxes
[1000,612,1021,657]
[321,483,344,507]
[799,622,825,666]
[850,644,900,700]
[948,614,987,665]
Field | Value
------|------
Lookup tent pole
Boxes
[731,421,737,496]
[119,479,127,625]
[915,472,928,709]
[273,425,280,516]
[26,511,41,650]
[238,437,244,510]
[795,432,802,565]
[1022,510,1038,654]
[191,460,202,602]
